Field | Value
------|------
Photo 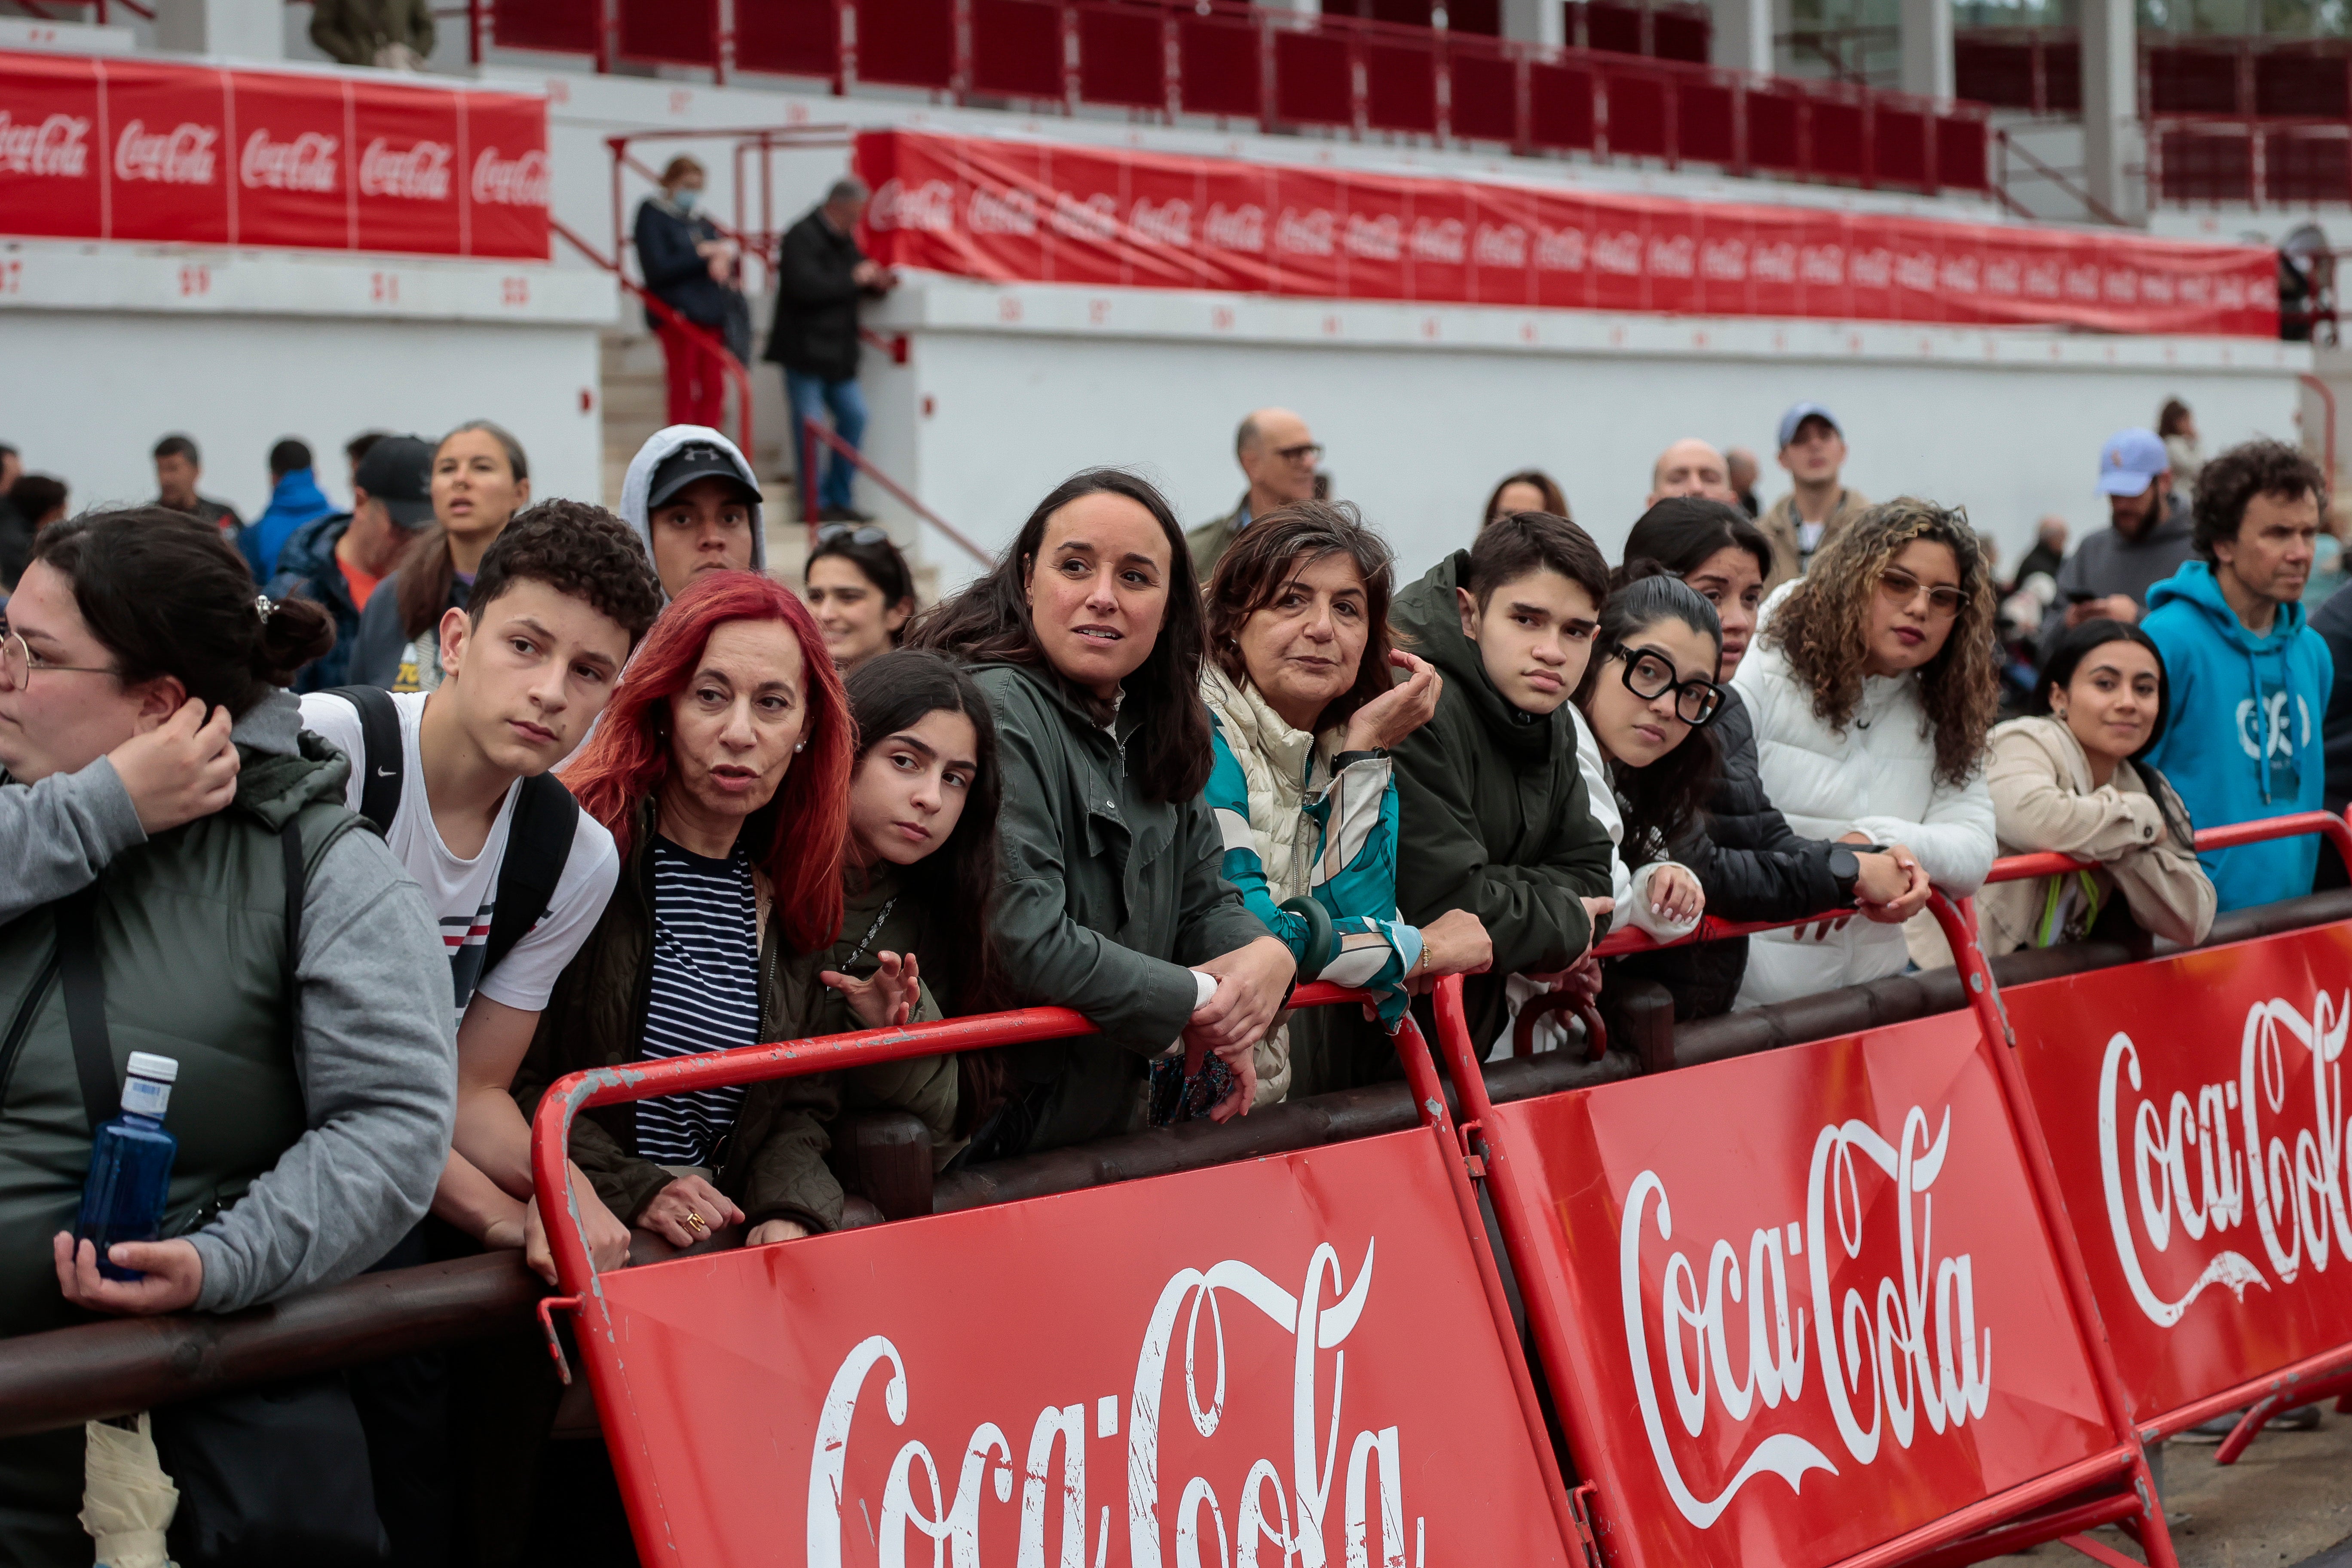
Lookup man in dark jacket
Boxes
[1386,512,1619,1055]
[151,433,243,543]
[264,435,436,692]
[2039,429,2196,648]
[635,156,747,433]
[765,178,895,522]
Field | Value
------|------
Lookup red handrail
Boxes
[799,416,991,569]
[550,214,756,468]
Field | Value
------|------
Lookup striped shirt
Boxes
[634,838,763,1169]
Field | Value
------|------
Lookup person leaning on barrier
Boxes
[910,469,1293,1154]
[0,511,453,1565]
[1380,510,1617,1061]
[1969,620,2214,958]
[1731,498,1999,1008]
[1199,501,1493,1108]
[1601,500,1930,1019]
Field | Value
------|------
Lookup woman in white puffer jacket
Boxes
[1730,497,2001,1006]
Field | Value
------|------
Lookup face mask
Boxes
[673,187,700,213]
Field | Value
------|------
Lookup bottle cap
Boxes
[125,1052,179,1084]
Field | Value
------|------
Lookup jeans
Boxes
[784,368,868,515]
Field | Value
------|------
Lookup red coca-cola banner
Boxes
[582,1128,1575,1567]
[0,49,548,260]
[856,128,2280,338]
[1485,1012,2119,1568]
[2007,924,2352,1427]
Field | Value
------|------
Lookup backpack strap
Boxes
[322,684,402,833]
[55,890,117,1136]
[481,773,578,983]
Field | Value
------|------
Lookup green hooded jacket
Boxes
[1388,551,1617,1049]
[973,660,1268,1154]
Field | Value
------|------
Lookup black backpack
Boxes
[323,685,578,984]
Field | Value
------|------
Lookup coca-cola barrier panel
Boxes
[2006,923,2352,1425]
[583,1127,1573,1568]
[853,128,2279,336]
[0,50,101,239]
[103,59,227,246]
[234,68,352,251]
[1485,1011,2114,1568]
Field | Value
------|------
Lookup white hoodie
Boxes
[618,424,767,599]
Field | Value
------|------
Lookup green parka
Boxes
[974,661,1268,1154]
[512,808,955,1234]
[1389,552,1617,1049]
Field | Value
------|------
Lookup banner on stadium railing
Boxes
[0,49,548,259]
[2006,922,2352,1427]
[1484,1011,2120,1568]
[854,128,2279,338]
[583,1127,1574,1567]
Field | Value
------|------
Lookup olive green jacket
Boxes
[974,661,1268,1153]
[1388,553,1617,1048]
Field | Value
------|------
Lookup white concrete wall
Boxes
[0,313,602,522]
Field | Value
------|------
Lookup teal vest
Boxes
[0,737,364,1340]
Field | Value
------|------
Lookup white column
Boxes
[2082,0,2147,224]
[1898,0,1953,100]
[1707,0,1773,74]
[1500,0,1565,46]
[154,0,283,58]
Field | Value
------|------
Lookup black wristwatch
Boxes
[1827,842,1891,902]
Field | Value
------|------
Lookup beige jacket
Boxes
[1757,486,1871,593]
[1956,716,2215,960]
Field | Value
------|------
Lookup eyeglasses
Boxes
[815,524,889,546]
[0,630,119,692]
[1875,566,1968,620]
[1272,442,1323,465]
[1617,645,1724,726]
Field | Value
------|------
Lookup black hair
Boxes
[906,467,1214,803]
[268,438,312,478]
[469,499,665,650]
[1464,509,1610,611]
[152,433,199,465]
[1622,496,1773,585]
[2191,438,2327,563]
[2031,617,2173,758]
[1574,564,1723,860]
[1205,499,1397,734]
[346,430,388,466]
[10,475,66,524]
[29,508,334,716]
[808,530,918,640]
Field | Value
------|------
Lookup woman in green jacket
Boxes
[913,468,1292,1157]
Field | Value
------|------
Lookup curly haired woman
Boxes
[1730,497,2001,1006]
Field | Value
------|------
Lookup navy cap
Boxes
[2096,428,2169,497]
[648,441,761,511]
[1776,402,1841,450]
[352,435,435,529]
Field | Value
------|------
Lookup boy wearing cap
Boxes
[1758,402,1870,591]
[618,425,767,601]
[2037,427,2197,651]
[264,433,440,691]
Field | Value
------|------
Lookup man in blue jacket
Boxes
[242,437,337,581]
[2140,438,2334,912]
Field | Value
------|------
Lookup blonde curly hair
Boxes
[1761,497,2000,788]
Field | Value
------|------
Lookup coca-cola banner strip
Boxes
[857,127,2279,338]
[1485,1013,2117,1568]
[0,49,546,260]
[580,1128,1577,1568]
[2006,923,2352,1428]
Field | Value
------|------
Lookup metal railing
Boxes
[1956,25,2352,120]
[2150,113,2352,208]
[799,416,992,568]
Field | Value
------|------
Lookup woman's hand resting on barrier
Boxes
[747,1219,811,1246]
[823,951,921,1030]
[509,1164,633,1283]
[1645,865,1704,926]
[1577,896,1616,958]
[1850,840,1933,925]
[638,1174,745,1251]
[1185,937,1297,1059]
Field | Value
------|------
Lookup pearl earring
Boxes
[794,741,805,753]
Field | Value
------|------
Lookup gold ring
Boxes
[685,1210,707,1232]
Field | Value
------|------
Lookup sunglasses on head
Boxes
[1616,644,1724,726]
[816,524,890,546]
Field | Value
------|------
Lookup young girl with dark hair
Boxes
[909,468,1290,1155]
[806,525,919,675]
[349,420,532,693]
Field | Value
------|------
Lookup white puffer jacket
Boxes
[1729,582,1996,1007]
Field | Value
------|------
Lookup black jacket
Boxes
[1607,687,1848,1019]
[2312,581,2352,818]
[764,206,867,382]
[262,511,361,693]
[634,196,737,332]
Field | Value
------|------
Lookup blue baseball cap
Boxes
[2096,428,2170,496]
[1776,402,1841,450]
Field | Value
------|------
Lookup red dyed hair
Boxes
[565,570,852,955]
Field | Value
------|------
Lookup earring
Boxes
[795,741,806,753]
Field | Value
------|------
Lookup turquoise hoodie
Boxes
[2139,560,2335,913]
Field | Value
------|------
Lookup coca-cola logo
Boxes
[1534,224,1584,273]
[968,185,1037,236]
[2177,273,2213,306]
[2141,270,2176,306]
[1800,244,1844,287]
[1939,254,1979,293]
[0,110,90,178]
[241,128,338,193]
[2024,259,2064,299]
[1342,211,1400,263]
[1700,237,1746,282]
[1984,257,2022,297]
[1895,250,1937,291]
[868,176,954,233]
[2095,993,2349,1329]
[1049,190,1118,245]
[1474,222,1526,269]
[472,146,548,208]
[358,136,452,201]
[1621,1102,1994,1528]
[808,1242,1418,1566]
[1849,248,1893,289]
[1410,216,1465,266]
[1129,196,1191,249]
[1592,230,1642,276]
[1648,233,1695,279]
[1752,241,1797,284]
[1275,206,1334,258]
[1202,202,1263,253]
[2104,268,2139,304]
[2064,263,2101,302]
[115,119,216,186]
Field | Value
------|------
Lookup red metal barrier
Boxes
[531,980,1589,1568]
[1432,893,2180,1568]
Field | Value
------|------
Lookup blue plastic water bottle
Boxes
[74,1052,179,1283]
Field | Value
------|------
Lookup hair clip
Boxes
[254,595,277,622]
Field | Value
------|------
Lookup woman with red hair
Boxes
[514,570,937,1248]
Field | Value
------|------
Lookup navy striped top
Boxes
[634,837,763,1168]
